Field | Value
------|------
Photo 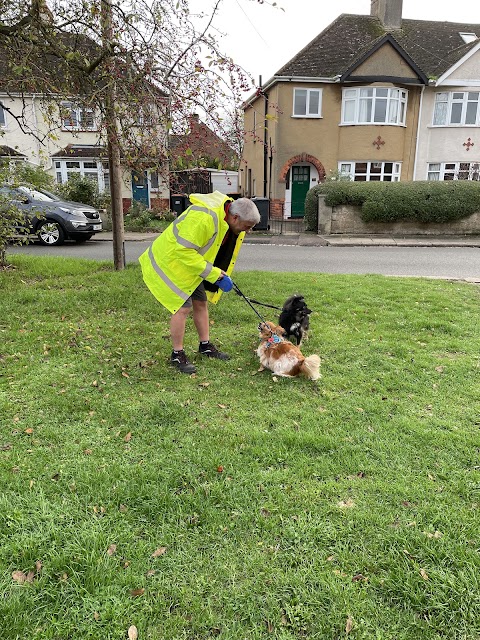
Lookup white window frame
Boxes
[338,161,402,181]
[60,101,97,131]
[433,91,480,127]
[341,87,408,126]
[0,102,6,128]
[292,88,322,118]
[54,158,109,192]
[427,161,480,181]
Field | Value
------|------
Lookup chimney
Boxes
[371,0,402,30]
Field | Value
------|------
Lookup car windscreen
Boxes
[17,186,61,202]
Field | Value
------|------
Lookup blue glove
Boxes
[217,275,233,292]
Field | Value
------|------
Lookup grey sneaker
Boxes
[198,342,230,360]
[170,350,196,374]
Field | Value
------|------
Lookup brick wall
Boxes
[270,198,285,219]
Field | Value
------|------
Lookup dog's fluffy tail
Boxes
[300,354,321,381]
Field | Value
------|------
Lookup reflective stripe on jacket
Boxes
[139,191,244,314]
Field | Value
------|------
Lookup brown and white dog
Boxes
[256,321,321,381]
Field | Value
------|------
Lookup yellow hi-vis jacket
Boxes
[139,191,245,314]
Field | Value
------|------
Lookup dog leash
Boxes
[231,280,271,326]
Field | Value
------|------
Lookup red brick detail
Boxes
[270,199,285,219]
[122,198,132,213]
[150,198,169,212]
[278,154,325,182]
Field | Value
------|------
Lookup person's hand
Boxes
[217,275,233,292]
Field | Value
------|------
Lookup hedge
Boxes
[304,180,480,231]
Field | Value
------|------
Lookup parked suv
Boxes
[0,184,103,246]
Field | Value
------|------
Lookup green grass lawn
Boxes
[1,255,479,640]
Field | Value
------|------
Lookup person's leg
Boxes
[192,298,230,361]
[192,299,210,342]
[170,306,191,351]
[170,303,196,373]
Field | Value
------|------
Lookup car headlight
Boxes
[71,221,89,228]
[59,207,78,215]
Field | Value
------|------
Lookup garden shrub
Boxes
[57,174,101,208]
[305,180,480,229]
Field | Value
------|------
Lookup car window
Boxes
[17,186,60,202]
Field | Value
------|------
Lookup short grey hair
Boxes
[229,198,261,224]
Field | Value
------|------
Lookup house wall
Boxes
[351,43,419,80]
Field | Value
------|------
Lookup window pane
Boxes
[374,98,387,122]
[308,91,320,115]
[359,98,372,122]
[56,172,62,183]
[66,161,80,168]
[343,100,355,122]
[83,161,97,169]
[376,88,388,97]
[150,172,159,189]
[384,163,393,173]
[465,101,478,124]
[294,90,307,115]
[450,103,462,123]
[433,102,448,125]
[355,163,367,172]
[388,99,399,123]
[360,88,373,97]
[0,105,5,127]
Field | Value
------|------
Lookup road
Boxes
[8,239,480,280]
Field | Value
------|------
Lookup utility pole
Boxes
[101,0,125,270]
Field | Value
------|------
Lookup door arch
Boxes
[279,154,325,218]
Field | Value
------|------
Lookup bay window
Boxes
[339,161,402,181]
[427,162,480,181]
[342,87,407,125]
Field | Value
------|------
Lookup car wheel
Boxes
[37,221,65,246]
[72,234,93,243]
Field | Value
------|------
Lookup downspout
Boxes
[263,81,268,198]
[412,85,425,181]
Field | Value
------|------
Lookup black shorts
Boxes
[181,282,207,308]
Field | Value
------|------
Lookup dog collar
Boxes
[266,334,283,348]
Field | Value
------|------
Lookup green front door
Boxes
[291,165,310,218]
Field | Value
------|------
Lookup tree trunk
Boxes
[101,0,125,270]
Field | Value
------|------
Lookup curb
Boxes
[92,232,480,248]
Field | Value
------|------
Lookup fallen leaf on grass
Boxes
[217,404,227,409]
[128,626,138,640]
[420,568,429,580]
[25,428,34,435]
[423,530,443,539]
[130,588,145,597]
[151,547,167,558]
[346,617,354,634]
[352,573,368,582]
[337,498,355,508]
[107,544,117,556]
[94,611,101,621]
[12,570,35,584]
[435,366,444,373]
[146,569,156,577]
[124,432,132,442]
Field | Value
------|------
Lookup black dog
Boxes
[278,294,312,346]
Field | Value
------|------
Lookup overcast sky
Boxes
[190,0,480,94]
